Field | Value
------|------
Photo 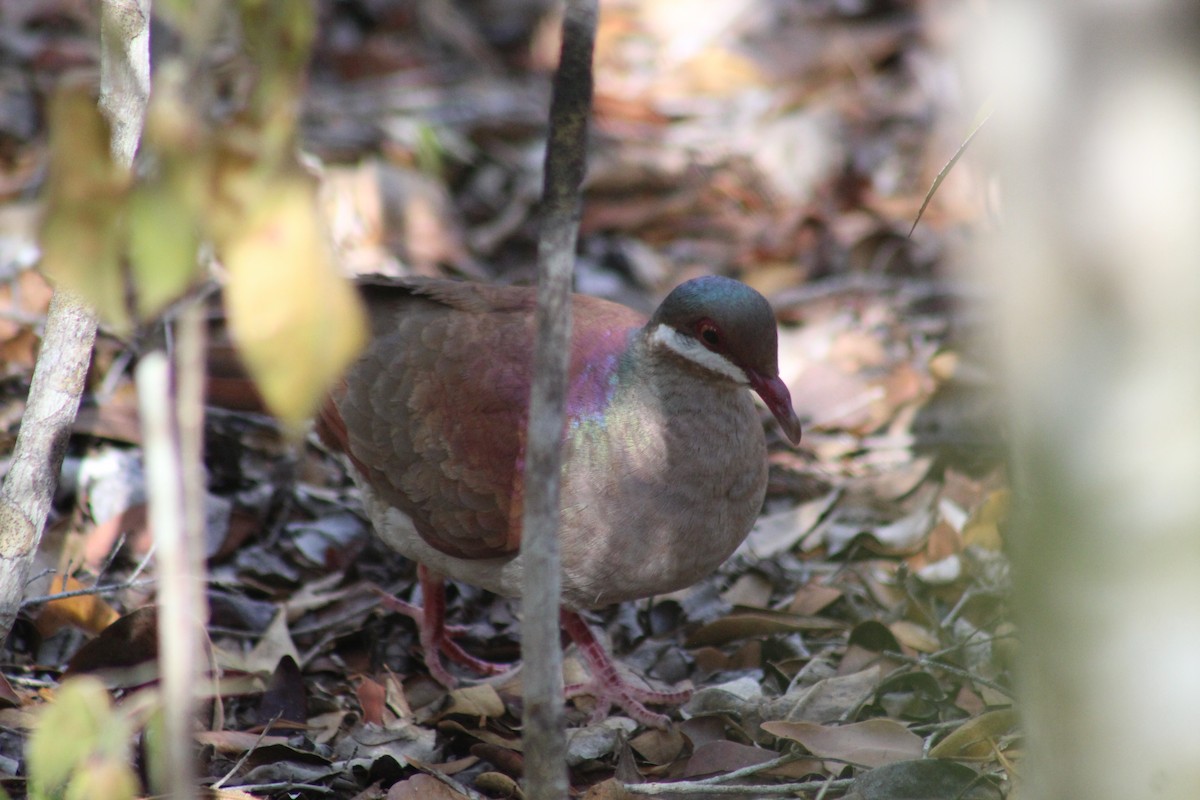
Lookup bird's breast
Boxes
[556,380,768,608]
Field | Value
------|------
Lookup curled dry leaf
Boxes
[685,608,845,649]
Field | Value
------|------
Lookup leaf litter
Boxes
[0,0,1012,797]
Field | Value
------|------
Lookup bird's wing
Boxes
[319,279,644,560]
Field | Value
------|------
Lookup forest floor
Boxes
[0,1,1014,798]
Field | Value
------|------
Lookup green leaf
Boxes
[127,180,201,318]
[38,85,131,331]
[27,678,118,799]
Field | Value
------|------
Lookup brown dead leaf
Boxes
[719,572,773,608]
[743,489,839,557]
[954,686,986,717]
[383,670,414,721]
[195,729,291,754]
[470,743,524,779]
[681,740,780,778]
[787,581,843,616]
[440,683,506,720]
[888,621,940,654]
[0,673,21,709]
[628,727,686,766]
[33,576,121,638]
[386,773,467,800]
[354,673,405,728]
[0,707,35,731]
[926,521,963,562]
[0,267,52,346]
[64,606,158,676]
[0,328,39,379]
[686,609,845,648]
[762,718,923,768]
[473,771,522,797]
[691,639,762,675]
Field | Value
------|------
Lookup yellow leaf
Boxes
[929,708,1018,759]
[963,489,1010,551]
[221,175,366,431]
[38,86,131,330]
[34,576,121,637]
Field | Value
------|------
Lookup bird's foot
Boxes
[562,610,693,729]
[373,575,512,687]
[564,677,693,729]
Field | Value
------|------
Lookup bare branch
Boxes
[519,0,598,797]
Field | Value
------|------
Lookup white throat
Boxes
[649,323,749,384]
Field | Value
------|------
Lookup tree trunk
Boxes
[972,3,1200,797]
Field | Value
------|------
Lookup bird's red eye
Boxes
[696,319,721,350]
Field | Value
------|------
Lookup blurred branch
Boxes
[520,0,598,796]
[98,0,151,166]
[0,0,153,642]
[139,301,208,800]
[0,291,98,637]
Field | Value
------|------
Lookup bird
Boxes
[316,274,802,727]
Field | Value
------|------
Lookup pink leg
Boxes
[374,567,511,686]
[561,610,692,729]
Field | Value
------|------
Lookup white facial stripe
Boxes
[650,323,748,384]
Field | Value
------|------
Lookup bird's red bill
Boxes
[747,371,803,444]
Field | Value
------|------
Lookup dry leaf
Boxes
[686,609,845,648]
[929,708,1017,759]
[34,576,121,638]
[962,490,1009,551]
[761,718,923,768]
[787,581,843,616]
[195,730,291,754]
[355,676,387,726]
[681,740,780,778]
[441,683,506,720]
